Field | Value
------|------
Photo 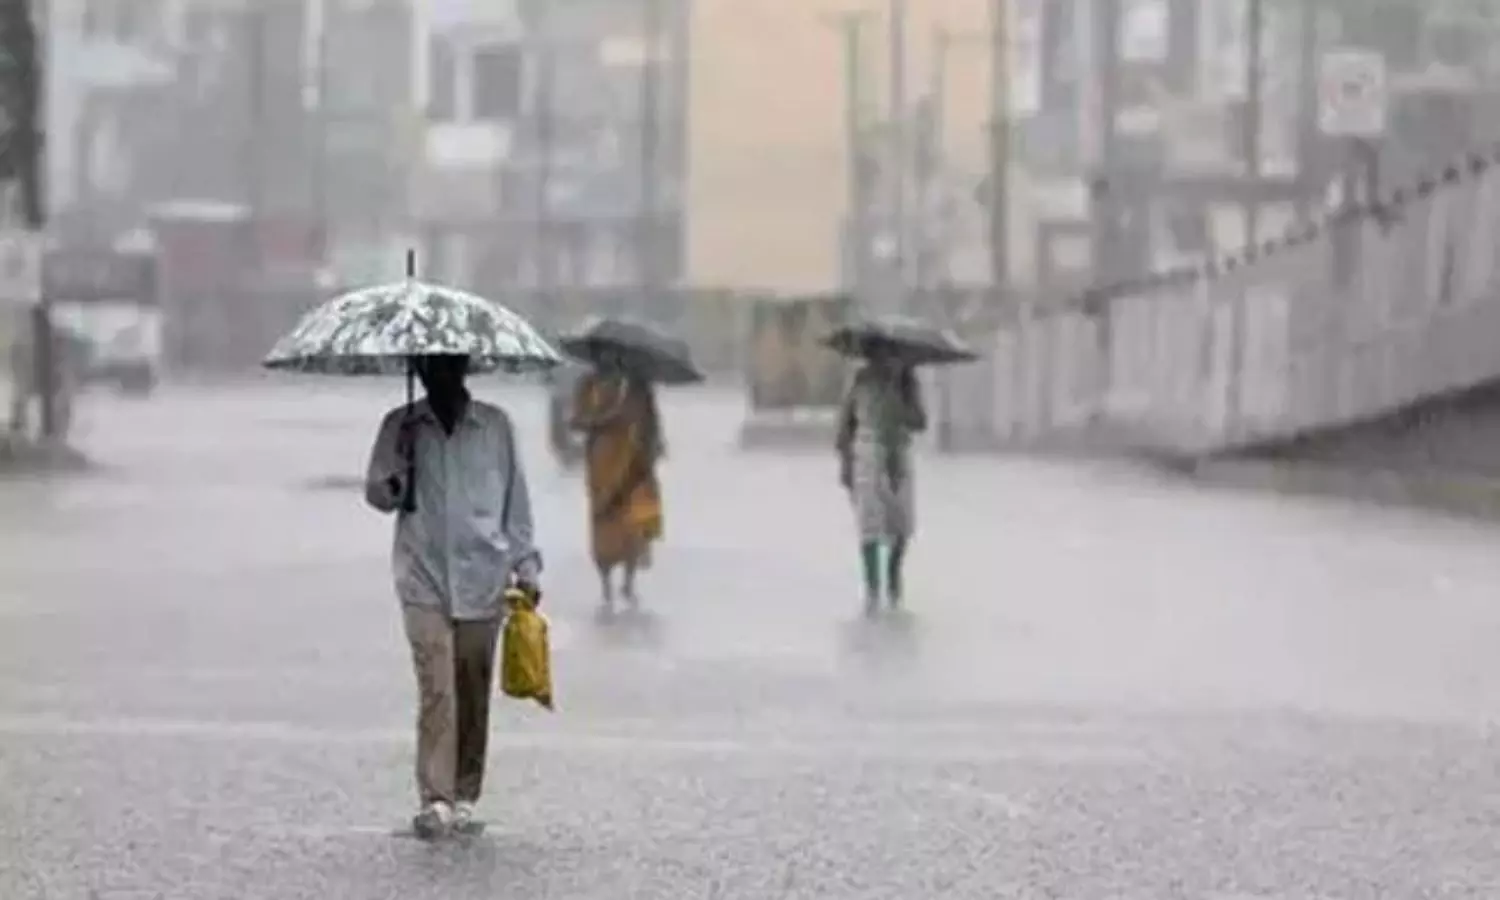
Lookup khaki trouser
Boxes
[402,606,501,807]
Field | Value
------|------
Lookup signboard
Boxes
[747,293,853,411]
[1120,0,1168,63]
[0,230,42,305]
[1319,48,1387,137]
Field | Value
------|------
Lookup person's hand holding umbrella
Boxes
[388,413,418,512]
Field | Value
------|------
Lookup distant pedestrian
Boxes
[364,353,542,839]
[6,314,83,440]
[835,350,927,614]
[570,351,665,611]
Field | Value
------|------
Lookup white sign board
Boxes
[1319,49,1387,137]
[0,230,42,306]
[1120,0,1168,63]
[1009,0,1043,117]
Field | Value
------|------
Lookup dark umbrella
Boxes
[822,314,978,366]
[557,316,704,384]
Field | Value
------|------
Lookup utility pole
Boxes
[1224,0,1265,436]
[887,0,907,312]
[916,28,952,312]
[3,0,54,440]
[929,27,955,452]
[1088,0,1121,423]
[987,0,1009,301]
[825,10,873,308]
[1293,0,1319,222]
[637,0,663,322]
[532,9,556,329]
[244,3,267,271]
[1243,0,1263,245]
[314,0,331,268]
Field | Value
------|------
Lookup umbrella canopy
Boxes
[822,314,978,366]
[262,278,564,376]
[557,316,704,385]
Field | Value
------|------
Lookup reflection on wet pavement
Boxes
[3,381,1500,897]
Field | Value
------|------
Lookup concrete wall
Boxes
[1241,379,1500,480]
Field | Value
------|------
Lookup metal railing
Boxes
[940,149,1500,459]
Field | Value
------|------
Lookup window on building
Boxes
[427,37,458,121]
[472,43,523,121]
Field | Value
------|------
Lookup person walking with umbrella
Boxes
[559,317,701,612]
[264,252,563,839]
[827,315,976,615]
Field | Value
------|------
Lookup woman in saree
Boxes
[570,351,665,610]
[835,349,927,615]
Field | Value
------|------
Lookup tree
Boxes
[0,0,41,226]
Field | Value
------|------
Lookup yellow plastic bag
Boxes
[500,587,554,710]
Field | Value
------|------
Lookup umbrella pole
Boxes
[401,360,417,513]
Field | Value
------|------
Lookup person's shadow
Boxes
[838,608,922,675]
[590,605,666,653]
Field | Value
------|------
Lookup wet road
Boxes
[4,379,1500,898]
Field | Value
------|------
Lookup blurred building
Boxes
[317,0,421,283]
[55,0,324,265]
[409,0,524,289]
[513,0,689,297]
[408,0,690,303]
[1018,0,1500,297]
[44,0,179,237]
[687,0,992,294]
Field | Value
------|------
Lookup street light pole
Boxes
[637,0,663,321]
[1293,0,1319,222]
[917,28,952,311]
[532,9,556,329]
[1224,0,1265,437]
[887,0,907,312]
[22,0,55,442]
[1088,0,1121,424]
[1243,0,1263,245]
[987,0,1009,300]
[825,10,873,308]
[244,3,267,272]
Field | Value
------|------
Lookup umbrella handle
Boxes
[400,362,417,514]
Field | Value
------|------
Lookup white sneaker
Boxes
[453,801,476,831]
[412,801,454,839]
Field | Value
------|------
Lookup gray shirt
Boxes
[364,398,541,621]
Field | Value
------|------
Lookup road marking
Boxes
[0,713,1156,764]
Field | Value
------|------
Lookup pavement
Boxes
[3,378,1500,898]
